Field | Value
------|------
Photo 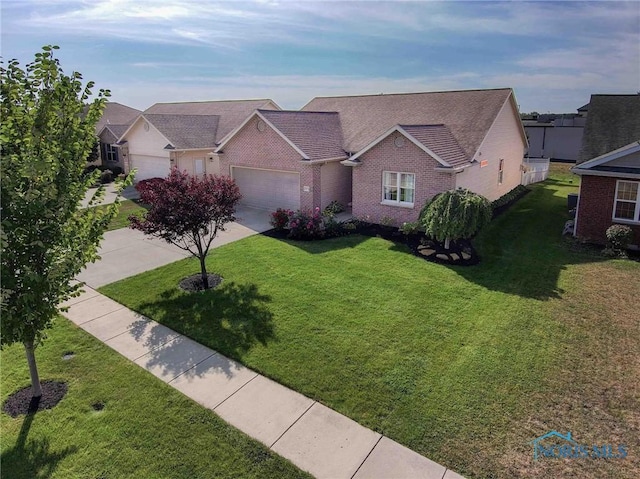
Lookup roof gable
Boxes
[572,141,640,178]
[302,88,514,157]
[346,124,467,169]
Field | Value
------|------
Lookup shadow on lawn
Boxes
[132,281,275,370]
[1,407,77,479]
[450,183,606,300]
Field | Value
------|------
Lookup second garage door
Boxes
[130,154,170,182]
[232,167,300,211]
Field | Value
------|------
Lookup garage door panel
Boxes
[232,167,300,211]
[131,155,170,182]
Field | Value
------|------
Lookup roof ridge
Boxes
[305,87,512,102]
[144,113,220,118]
[259,109,339,115]
[149,98,274,106]
[400,123,447,128]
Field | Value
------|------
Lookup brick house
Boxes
[572,141,640,247]
[572,94,640,247]
[215,109,349,211]
[117,99,280,181]
[303,88,527,225]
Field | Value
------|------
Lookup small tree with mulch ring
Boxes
[130,168,241,290]
[420,188,491,250]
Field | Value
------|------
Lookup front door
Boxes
[195,158,204,177]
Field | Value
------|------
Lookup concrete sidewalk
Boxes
[61,288,465,479]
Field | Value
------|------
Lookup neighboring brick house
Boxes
[117,99,280,181]
[215,110,348,211]
[572,142,640,247]
[572,94,640,247]
[302,88,527,225]
[93,102,141,169]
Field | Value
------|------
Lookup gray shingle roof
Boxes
[258,110,345,160]
[144,114,220,149]
[579,94,640,163]
[144,99,279,143]
[302,88,513,157]
[95,102,141,134]
[400,124,469,168]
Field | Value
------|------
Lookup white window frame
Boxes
[381,171,415,208]
[498,158,504,185]
[613,179,640,224]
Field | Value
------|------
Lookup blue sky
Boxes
[2,1,639,112]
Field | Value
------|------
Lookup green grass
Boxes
[94,199,148,231]
[100,169,639,479]
[0,320,310,479]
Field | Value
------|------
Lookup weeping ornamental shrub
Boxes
[420,188,492,249]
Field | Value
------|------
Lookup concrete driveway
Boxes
[81,182,140,208]
[77,206,272,288]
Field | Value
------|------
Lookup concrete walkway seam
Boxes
[267,400,317,449]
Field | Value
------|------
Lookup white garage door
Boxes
[130,154,170,182]
[232,167,300,211]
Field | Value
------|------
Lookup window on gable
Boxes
[382,171,415,206]
[613,180,640,223]
[102,143,119,163]
[498,159,504,185]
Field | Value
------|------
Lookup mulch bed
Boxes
[262,222,480,266]
[2,380,68,418]
[179,273,223,292]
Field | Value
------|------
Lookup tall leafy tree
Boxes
[1,46,128,397]
[420,188,492,249]
[130,169,242,290]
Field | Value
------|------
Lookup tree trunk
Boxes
[24,341,42,398]
[444,237,451,250]
[199,255,209,290]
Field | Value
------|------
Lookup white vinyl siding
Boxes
[613,180,640,223]
[382,171,415,207]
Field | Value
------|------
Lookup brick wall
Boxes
[575,175,640,246]
[219,116,316,210]
[320,161,352,210]
[352,133,455,225]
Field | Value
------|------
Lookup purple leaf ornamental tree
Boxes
[130,169,242,290]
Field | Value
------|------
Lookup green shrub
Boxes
[324,216,345,238]
[399,221,422,235]
[323,200,345,217]
[606,224,633,254]
[492,185,529,210]
[100,169,113,184]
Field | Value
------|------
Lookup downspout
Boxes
[573,177,582,237]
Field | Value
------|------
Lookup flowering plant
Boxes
[270,208,293,231]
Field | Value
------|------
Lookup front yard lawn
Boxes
[93,199,148,232]
[100,170,639,479]
[0,319,310,479]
